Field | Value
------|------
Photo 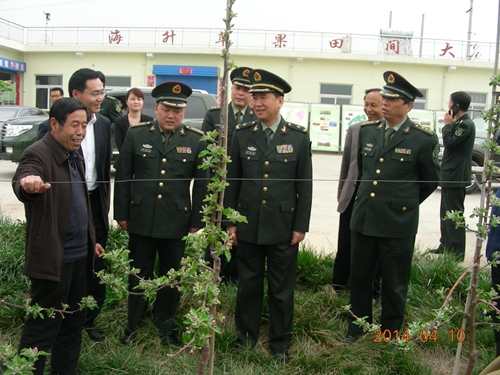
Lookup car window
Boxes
[0,109,17,120]
[186,96,208,118]
[473,117,487,138]
[19,109,31,117]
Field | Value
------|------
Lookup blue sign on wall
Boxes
[0,57,26,73]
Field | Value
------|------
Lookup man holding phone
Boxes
[431,92,475,261]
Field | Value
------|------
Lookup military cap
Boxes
[249,69,292,96]
[151,81,192,108]
[231,67,252,88]
[380,71,423,102]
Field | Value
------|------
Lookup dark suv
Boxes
[1,89,217,163]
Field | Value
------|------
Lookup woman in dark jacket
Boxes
[114,87,153,151]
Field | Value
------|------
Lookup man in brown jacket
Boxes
[13,98,104,375]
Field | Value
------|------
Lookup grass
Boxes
[0,219,498,375]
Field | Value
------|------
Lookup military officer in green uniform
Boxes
[202,66,257,283]
[114,81,208,345]
[225,69,313,362]
[431,92,475,261]
[202,66,257,152]
[96,71,122,123]
[344,71,440,342]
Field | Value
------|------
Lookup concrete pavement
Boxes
[0,154,490,265]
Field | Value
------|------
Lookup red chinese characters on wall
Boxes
[273,34,287,48]
[216,31,225,46]
[108,30,123,44]
[163,30,176,44]
[385,39,400,54]
[439,43,455,58]
[329,39,344,49]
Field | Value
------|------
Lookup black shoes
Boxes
[121,330,137,345]
[86,328,105,342]
[274,352,290,364]
[341,334,358,344]
[161,334,180,346]
[428,248,445,255]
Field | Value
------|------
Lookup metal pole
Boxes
[467,0,474,59]
[419,14,425,57]
[389,11,392,28]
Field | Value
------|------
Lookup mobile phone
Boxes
[449,103,460,117]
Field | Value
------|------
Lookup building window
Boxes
[466,92,487,119]
[413,89,427,110]
[320,84,351,105]
[35,75,63,109]
[105,76,131,91]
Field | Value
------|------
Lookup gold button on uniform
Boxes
[142,154,146,157]
[262,200,267,205]
[159,182,163,187]
[161,170,165,175]
[373,181,378,186]
[376,169,381,174]
[264,174,269,179]
[184,207,188,212]
[264,161,269,166]
[284,159,288,163]
[402,207,407,211]
[162,158,167,163]
[370,192,375,197]
[247,156,251,160]
[182,159,187,162]
[291,207,295,212]
[400,158,404,162]
[158,195,162,199]
[263,187,268,191]
[379,158,384,162]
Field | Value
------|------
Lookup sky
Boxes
[1,0,500,43]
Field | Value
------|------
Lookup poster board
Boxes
[309,104,341,151]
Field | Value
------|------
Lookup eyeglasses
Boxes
[85,90,106,98]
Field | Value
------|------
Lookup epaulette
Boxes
[286,122,308,133]
[130,121,153,128]
[209,106,220,111]
[414,124,435,135]
[107,95,117,100]
[360,120,383,127]
[186,125,204,136]
[235,121,256,130]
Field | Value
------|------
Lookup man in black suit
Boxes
[202,66,257,283]
[431,92,475,261]
[36,68,112,342]
[225,69,313,362]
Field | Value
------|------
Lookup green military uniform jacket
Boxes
[100,95,122,123]
[225,117,313,245]
[201,103,257,151]
[114,120,208,238]
[350,118,440,238]
[441,113,475,188]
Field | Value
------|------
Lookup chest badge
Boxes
[277,144,294,154]
[176,146,192,154]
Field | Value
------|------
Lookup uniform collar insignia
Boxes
[378,124,383,128]
[180,128,185,134]
[150,125,155,131]
[254,125,259,131]
[404,126,410,133]
[281,126,286,132]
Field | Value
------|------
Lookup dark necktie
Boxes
[69,151,78,177]
[162,131,172,150]
[384,127,396,147]
[235,111,243,124]
[264,127,273,145]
